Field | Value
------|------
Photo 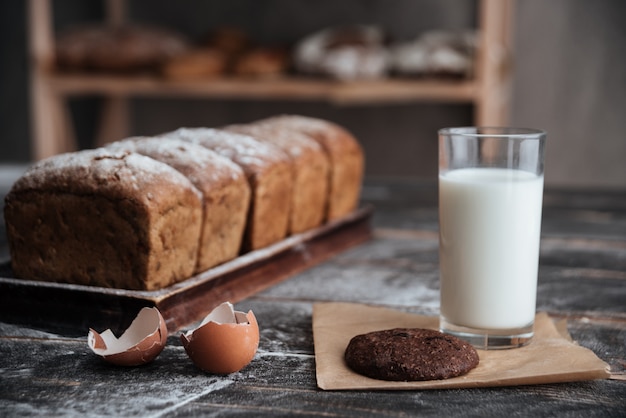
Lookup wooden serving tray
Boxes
[0,207,372,335]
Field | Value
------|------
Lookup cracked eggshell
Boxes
[88,306,168,366]
[180,301,259,374]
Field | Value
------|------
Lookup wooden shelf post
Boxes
[475,0,514,126]
[28,0,76,160]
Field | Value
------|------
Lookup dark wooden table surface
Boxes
[1,171,625,417]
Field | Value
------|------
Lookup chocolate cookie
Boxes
[344,328,479,381]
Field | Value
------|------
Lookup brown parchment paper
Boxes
[313,302,610,390]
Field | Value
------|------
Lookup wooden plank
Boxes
[330,79,477,104]
[48,74,478,104]
[1,299,624,416]
[1,179,625,416]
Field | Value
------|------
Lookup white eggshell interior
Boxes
[234,311,249,324]
[184,302,250,339]
[90,307,162,355]
[199,302,237,326]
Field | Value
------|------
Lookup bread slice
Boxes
[107,137,251,271]
[162,128,293,251]
[251,115,364,220]
[4,148,203,290]
[224,123,329,234]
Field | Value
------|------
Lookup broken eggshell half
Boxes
[88,306,168,366]
[180,301,259,374]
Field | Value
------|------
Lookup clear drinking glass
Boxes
[438,127,546,349]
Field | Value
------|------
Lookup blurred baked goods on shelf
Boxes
[55,24,190,73]
[205,26,252,59]
[161,48,227,79]
[390,30,477,78]
[293,25,390,81]
[205,27,290,78]
[292,25,476,81]
[54,22,476,81]
[232,47,290,78]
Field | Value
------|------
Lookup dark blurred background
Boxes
[1,0,625,189]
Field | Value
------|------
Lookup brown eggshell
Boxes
[87,307,168,366]
[181,302,259,374]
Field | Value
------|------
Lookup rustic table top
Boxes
[1,175,625,417]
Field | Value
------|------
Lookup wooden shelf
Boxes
[28,0,514,159]
[49,74,478,104]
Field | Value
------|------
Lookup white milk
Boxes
[439,167,544,330]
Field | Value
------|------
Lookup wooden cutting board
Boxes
[0,207,372,335]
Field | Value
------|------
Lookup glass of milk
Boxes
[438,127,546,349]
